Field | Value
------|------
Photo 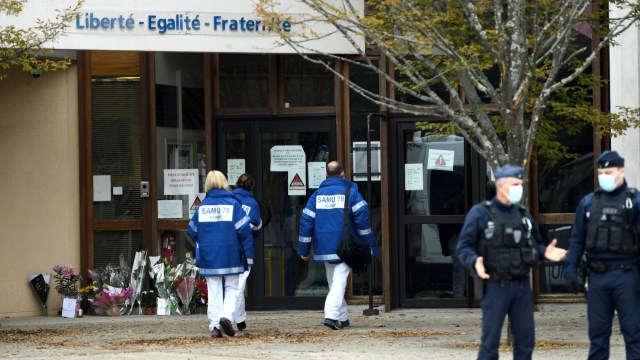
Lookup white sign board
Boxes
[404,163,424,191]
[93,175,111,202]
[164,169,199,195]
[270,145,306,171]
[2,0,364,54]
[353,141,381,181]
[426,149,455,172]
[308,162,326,189]
[61,297,77,318]
[158,200,183,219]
[227,159,245,185]
[288,168,307,196]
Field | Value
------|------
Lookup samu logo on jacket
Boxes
[316,195,346,209]
[199,205,233,222]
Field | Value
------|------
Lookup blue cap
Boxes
[494,164,524,180]
[597,151,624,168]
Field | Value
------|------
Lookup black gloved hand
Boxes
[566,277,584,294]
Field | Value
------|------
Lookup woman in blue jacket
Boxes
[232,174,262,331]
[187,170,252,338]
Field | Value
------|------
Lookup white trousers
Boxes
[233,268,251,323]
[324,262,351,321]
[206,275,239,331]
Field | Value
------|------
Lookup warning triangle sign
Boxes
[289,173,305,188]
[435,155,446,166]
[190,196,202,211]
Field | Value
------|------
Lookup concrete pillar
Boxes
[610,5,640,188]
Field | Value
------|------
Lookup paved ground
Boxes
[0,303,630,359]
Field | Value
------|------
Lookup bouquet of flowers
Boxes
[90,286,134,316]
[128,250,148,315]
[172,253,198,315]
[149,256,178,315]
[52,264,81,298]
[195,276,208,306]
[79,285,96,316]
[88,254,133,316]
[28,273,50,316]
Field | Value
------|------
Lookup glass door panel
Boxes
[218,118,335,309]
[260,131,331,298]
[400,126,469,306]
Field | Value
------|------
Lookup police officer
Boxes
[456,164,566,360]
[563,151,640,359]
[298,161,379,330]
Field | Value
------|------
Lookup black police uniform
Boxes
[563,152,640,359]
[457,194,547,360]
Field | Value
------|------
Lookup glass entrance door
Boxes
[396,122,483,307]
[218,118,336,309]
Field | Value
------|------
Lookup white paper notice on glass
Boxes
[270,145,306,171]
[227,159,245,185]
[288,168,307,196]
[157,200,183,219]
[164,169,199,195]
[405,163,424,191]
[353,141,381,181]
[93,175,111,202]
[308,162,326,189]
[426,149,455,171]
[61,297,76,318]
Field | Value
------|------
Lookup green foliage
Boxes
[0,0,81,79]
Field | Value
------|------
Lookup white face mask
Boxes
[598,173,618,192]
[506,184,523,204]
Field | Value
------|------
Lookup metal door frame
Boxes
[390,118,487,308]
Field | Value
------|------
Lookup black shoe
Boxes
[324,318,343,330]
[340,320,350,327]
[220,317,236,337]
[211,328,222,338]
[237,321,247,331]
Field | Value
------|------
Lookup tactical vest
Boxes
[585,188,640,254]
[479,202,536,280]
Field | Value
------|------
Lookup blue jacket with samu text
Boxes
[232,188,262,266]
[187,189,252,276]
[298,177,379,263]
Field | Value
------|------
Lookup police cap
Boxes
[597,151,624,168]
[494,164,524,180]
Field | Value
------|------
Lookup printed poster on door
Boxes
[270,145,306,171]
[426,149,455,171]
[288,168,307,196]
[164,169,199,195]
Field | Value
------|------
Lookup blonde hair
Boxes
[205,170,230,192]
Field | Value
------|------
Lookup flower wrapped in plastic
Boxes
[88,254,133,315]
[28,273,50,316]
[172,253,198,315]
[89,255,131,291]
[90,286,134,316]
[128,250,148,315]
[149,256,179,315]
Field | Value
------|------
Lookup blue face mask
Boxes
[598,174,617,192]
[506,185,523,204]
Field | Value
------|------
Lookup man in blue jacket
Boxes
[563,151,640,359]
[298,161,379,330]
[456,164,566,359]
